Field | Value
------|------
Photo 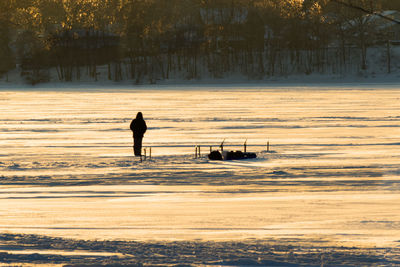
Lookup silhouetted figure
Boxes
[130,112,147,157]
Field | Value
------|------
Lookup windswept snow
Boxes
[0,85,399,265]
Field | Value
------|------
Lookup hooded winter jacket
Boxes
[130,112,147,138]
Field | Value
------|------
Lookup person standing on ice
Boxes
[130,112,147,157]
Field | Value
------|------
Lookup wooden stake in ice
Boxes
[244,139,247,153]
[220,139,225,152]
[267,141,270,152]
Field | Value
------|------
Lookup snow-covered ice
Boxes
[0,84,399,265]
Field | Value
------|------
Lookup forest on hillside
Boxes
[1,0,400,84]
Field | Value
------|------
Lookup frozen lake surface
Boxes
[0,85,400,264]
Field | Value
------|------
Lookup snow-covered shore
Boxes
[1,46,400,89]
[1,71,400,90]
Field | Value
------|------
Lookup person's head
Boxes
[136,112,143,120]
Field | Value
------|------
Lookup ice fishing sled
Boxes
[208,140,257,161]
[208,150,257,161]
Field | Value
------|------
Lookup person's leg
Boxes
[132,136,135,155]
[134,137,143,156]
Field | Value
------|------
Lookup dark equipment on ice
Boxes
[225,151,256,160]
[208,150,257,161]
[208,140,257,161]
[208,150,223,160]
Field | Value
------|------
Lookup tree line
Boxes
[0,0,399,84]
